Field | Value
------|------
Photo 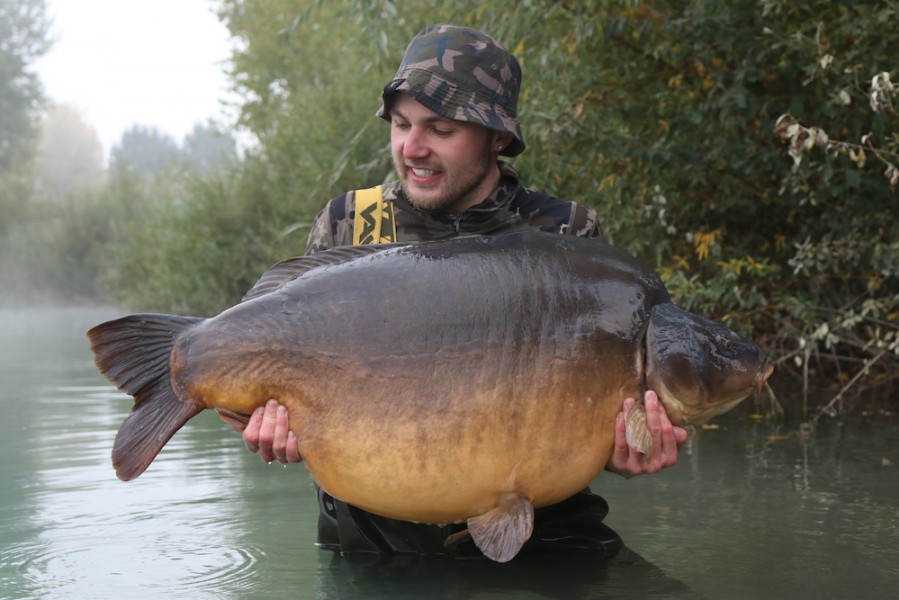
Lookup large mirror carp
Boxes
[88,231,773,562]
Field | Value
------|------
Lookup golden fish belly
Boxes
[290,383,624,524]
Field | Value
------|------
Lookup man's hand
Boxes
[606,390,687,477]
[221,399,300,464]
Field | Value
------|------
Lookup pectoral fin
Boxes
[625,402,654,461]
[444,528,472,548]
[216,408,251,429]
[467,493,534,563]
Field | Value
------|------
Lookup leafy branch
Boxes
[774,72,899,188]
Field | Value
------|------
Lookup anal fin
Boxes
[467,493,534,563]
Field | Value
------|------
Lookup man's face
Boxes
[390,94,501,214]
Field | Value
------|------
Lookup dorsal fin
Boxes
[241,243,400,302]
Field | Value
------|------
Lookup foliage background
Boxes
[2,0,897,421]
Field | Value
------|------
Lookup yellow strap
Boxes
[353,185,396,245]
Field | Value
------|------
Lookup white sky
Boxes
[34,0,235,161]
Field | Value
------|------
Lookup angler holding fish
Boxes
[88,25,771,563]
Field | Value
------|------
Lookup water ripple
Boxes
[4,527,265,600]
[1,380,273,599]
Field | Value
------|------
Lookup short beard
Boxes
[397,140,495,213]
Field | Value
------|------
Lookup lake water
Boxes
[1,306,896,599]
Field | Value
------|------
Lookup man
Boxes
[233,24,686,557]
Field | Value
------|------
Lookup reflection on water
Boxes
[1,307,897,599]
[314,548,698,600]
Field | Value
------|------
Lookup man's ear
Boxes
[492,131,515,153]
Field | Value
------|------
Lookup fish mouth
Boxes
[678,361,774,426]
[649,359,774,428]
[680,391,748,425]
[759,361,775,384]
[755,361,775,403]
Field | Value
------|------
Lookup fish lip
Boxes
[759,361,775,384]
[755,361,774,403]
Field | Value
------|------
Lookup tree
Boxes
[34,103,105,202]
[217,0,399,219]
[109,125,182,177]
[181,121,238,172]
[0,0,50,242]
[0,0,50,173]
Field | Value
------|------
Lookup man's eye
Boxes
[433,128,452,136]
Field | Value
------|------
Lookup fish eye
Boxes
[715,334,732,350]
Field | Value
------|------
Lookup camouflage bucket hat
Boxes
[376,24,525,157]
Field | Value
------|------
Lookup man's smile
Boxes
[408,166,442,184]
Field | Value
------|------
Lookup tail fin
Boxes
[87,314,204,481]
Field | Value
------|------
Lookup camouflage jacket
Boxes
[304,162,604,254]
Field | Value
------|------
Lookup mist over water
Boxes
[1,306,896,599]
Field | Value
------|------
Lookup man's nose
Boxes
[403,127,429,159]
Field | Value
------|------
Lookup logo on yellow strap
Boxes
[353,185,396,245]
